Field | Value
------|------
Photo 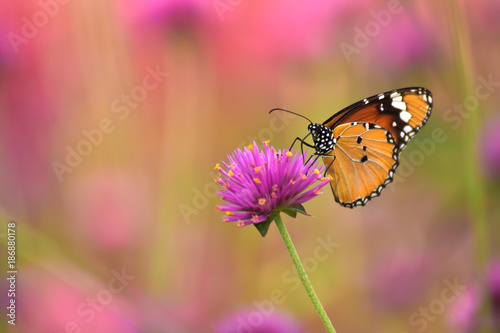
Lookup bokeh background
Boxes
[0,0,499,332]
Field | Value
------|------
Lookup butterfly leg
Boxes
[322,155,335,177]
[289,137,314,153]
[289,135,315,164]
[305,154,320,174]
[309,153,336,177]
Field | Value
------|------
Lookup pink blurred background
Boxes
[0,0,499,332]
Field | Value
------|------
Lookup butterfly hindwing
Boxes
[322,122,400,208]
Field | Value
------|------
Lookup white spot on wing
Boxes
[400,110,412,122]
[403,125,413,133]
[392,101,407,111]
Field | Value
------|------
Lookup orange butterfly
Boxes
[271,87,433,208]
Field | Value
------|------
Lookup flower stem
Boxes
[274,215,336,333]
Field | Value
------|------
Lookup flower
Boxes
[215,308,303,333]
[123,0,214,37]
[371,12,432,71]
[487,260,500,327]
[18,264,138,333]
[63,170,151,250]
[215,141,330,227]
[447,284,480,333]
[447,260,500,332]
[368,251,434,310]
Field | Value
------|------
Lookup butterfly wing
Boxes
[322,122,400,208]
[323,87,432,150]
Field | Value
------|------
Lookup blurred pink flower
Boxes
[124,0,366,84]
[468,1,500,35]
[479,115,500,178]
[371,12,432,70]
[0,41,54,218]
[64,170,151,250]
[447,260,500,332]
[215,308,303,333]
[0,3,78,219]
[368,251,434,309]
[447,283,480,333]
[123,0,214,37]
[487,260,500,327]
[212,0,356,80]
[19,265,138,333]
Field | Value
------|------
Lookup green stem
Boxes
[274,215,336,333]
[447,0,488,273]
[446,2,490,331]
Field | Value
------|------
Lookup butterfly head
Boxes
[308,123,335,155]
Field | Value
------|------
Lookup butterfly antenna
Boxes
[269,108,313,124]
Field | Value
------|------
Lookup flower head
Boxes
[215,141,330,228]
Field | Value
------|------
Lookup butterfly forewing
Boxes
[322,122,400,208]
[323,87,432,150]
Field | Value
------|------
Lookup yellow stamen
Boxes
[314,169,320,175]
[290,179,296,184]
[214,163,220,170]
[228,170,234,177]
[258,198,266,206]
[253,177,261,184]
[286,151,293,157]
[264,140,270,146]
[301,174,307,180]
[237,220,244,227]
[247,144,254,150]
[254,166,262,173]
[226,211,233,216]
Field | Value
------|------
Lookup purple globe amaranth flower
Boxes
[215,141,330,229]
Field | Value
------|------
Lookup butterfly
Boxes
[270,87,433,208]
